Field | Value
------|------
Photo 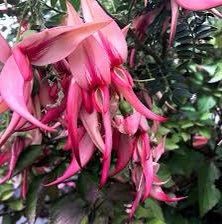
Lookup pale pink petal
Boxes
[175,0,222,10]
[0,56,55,131]
[81,0,128,64]
[18,21,111,66]
[169,0,179,47]
[153,137,166,162]
[110,134,134,176]
[12,47,32,81]
[68,36,110,89]
[0,33,11,64]
[150,185,186,202]
[67,79,82,166]
[100,110,112,187]
[65,1,83,26]
[0,137,24,184]
[80,107,105,152]
[112,79,167,122]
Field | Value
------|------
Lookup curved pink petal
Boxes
[209,8,222,18]
[0,33,11,64]
[169,0,179,47]
[153,137,166,162]
[67,79,82,166]
[80,107,105,152]
[65,1,83,26]
[68,36,110,90]
[110,134,134,176]
[112,79,167,122]
[12,47,32,81]
[18,21,111,66]
[175,0,222,10]
[100,110,112,187]
[81,0,128,64]
[45,132,95,186]
[150,185,186,202]
[0,137,24,184]
[0,112,21,147]
[0,56,55,131]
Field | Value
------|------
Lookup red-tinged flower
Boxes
[45,129,95,186]
[81,0,167,123]
[0,19,111,146]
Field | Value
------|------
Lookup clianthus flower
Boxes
[0,0,185,218]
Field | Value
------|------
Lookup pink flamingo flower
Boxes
[0,18,111,146]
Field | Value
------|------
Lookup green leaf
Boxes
[148,219,166,224]
[25,175,46,224]
[51,0,58,7]
[198,162,221,217]
[144,199,165,221]
[15,145,42,174]
[70,0,80,10]
[49,194,88,224]
[59,0,67,10]
[0,189,14,201]
[197,96,216,112]
[8,199,24,211]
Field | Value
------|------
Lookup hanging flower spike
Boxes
[45,131,95,186]
[0,17,111,134]
[65,1,111,90]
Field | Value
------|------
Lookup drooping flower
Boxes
[0,19,112,144]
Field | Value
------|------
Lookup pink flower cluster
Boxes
[4,0,220,217]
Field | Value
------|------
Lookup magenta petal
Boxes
[0,137,24,184]
[150,185,186,202]
[209,8,222,18]
[0,112,21,147]
[0,56,55,131]
[175,0,222,10]
[45,132,95,186]
[80,107,105,152]
[125,112,141,135]
[12,47,32,81]
[100,110,112,187]
[169,0,179,46]
[81,0,128,64]
[0,33,11,64]
[110,134,133,176]
[19,21,111,66]
[140,134,153,200]
[153,137,166,162]
[67,79,82,167]
[114,85,167,122]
